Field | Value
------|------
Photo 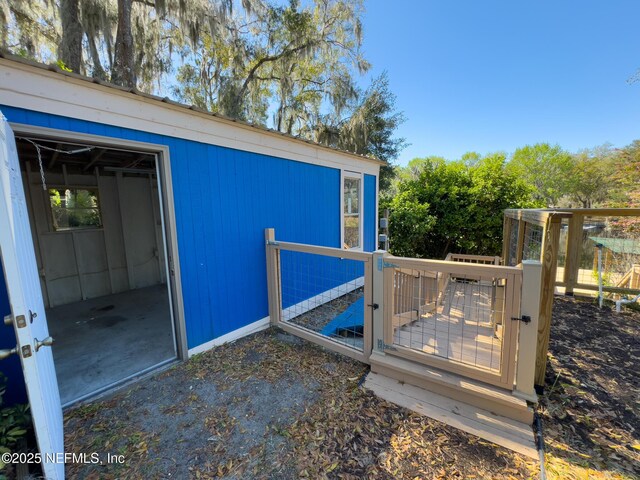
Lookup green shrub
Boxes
[0,374,31,476]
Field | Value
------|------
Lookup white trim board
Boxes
[340,170,365,251]
[9,123,190,360]
[0,60,380,176]
[187,316,271,357]
[282,276,364,322]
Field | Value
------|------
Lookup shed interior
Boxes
[16,137,176,406]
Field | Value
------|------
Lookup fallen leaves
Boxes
[541,296,640,479]
[60,299,639,480]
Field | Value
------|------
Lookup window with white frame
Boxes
[49,187,102,231]
[343,173,362,249]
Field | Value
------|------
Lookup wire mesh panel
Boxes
[279,249,367,352]
[506,218,520,267]
[576,216,640,292]
[555,218,569,283]
[384,257,522,387]
[522,223,544,261]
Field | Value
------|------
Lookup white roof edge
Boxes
[0,55,383,174]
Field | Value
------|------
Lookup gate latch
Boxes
[367,303,379,310]
[511,315,531,324]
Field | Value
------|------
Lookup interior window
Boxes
[343,176,361,249]
[49,188,102,231]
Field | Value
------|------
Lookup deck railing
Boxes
[265,229,373,363]
[373,254,541,400]
[551,209,640,298]
[502,208,640,385]
[502,209,569,386]
[266,229,543,400]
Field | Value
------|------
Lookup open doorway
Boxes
[14,133,180,406]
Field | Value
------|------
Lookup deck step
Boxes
[369,351,534,424]
[364,372,537,459]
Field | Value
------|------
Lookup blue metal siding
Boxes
[364,174,377,252]
[0,259,28,405]
[0,106,375,349]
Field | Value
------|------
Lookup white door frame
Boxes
[9,123,189,360]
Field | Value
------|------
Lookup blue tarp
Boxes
[320,297,364,336]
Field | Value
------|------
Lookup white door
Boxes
[0,113,64,479]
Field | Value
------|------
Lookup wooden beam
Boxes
[514,261,542,402]
[116,171,136,289]
[534,217,562,386]
[96,167,115,295]
[503,209,572,227]
[549,208,640,216]
[83,148,106,171]
[563,213,583,295]
[47,143,62,169]
[264,228,281,326]
[124,154,149,169]
[364,372,537,458]
[573,283,640,296]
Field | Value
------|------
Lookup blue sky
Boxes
[360,1,640,166]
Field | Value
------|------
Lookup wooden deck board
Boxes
[364,372,537,459]
[392,281,503,371]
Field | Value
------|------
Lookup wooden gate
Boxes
[381,256,523,389]
[265,229,542,400]
[265,229,374,363]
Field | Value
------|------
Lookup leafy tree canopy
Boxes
[1,0,406,169]
[506,143,573,206]
[384,154,538,259]
[565,144,621,208]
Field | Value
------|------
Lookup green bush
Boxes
[383,155,540,259]
[0,374,31,476]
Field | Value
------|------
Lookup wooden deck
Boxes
[364,372,537,459]
[393,281,503,372]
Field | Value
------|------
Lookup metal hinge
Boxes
[367,303,379,310]
[266,240,279,246]
[377,339,397,351]
[511,315,531,324]
[377,257,399,271]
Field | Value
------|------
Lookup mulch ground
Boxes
[539,296,639,479]
[60,297,639,479]
[289,288,364,332]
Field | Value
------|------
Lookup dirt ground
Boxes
[61,297,639,480]
[63,329,533,479]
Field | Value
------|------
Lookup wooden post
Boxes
[563,213,582,295]
[264,228,281,326]
[514,261,542,403]
[534,216,562,386]
[372,250,388,354]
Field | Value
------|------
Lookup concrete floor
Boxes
[46,284,176,406]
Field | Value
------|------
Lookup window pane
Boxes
[344,215,360,249]
[344,178,360,214]
[49,188,102,231]
[344,177,360,248]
